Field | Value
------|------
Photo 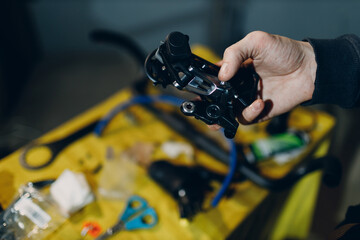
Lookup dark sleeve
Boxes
[303,34,360,108]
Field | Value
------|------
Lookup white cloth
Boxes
[50,169,94,217]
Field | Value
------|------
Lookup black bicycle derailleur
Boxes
[144,31,259,138]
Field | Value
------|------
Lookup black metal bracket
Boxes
[145,31,259,138]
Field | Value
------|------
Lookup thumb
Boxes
[240,99,265,124]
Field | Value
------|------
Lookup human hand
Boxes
[216,31,317,126]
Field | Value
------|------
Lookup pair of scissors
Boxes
[96,195,158,240]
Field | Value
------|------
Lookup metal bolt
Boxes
[178,189,186,197]
[181,102,195,114]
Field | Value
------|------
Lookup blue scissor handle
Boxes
[120,195,148,222]
[123,207,158,231]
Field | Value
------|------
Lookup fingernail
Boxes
[252,101,261,111]
[219,63,228,77]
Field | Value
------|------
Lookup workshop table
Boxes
[0,48,335,240]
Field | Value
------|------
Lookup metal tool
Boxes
[96,195,158,240]
[19,120,98,170]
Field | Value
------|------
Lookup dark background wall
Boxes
[28,0,360,54]
[29,0,211,55]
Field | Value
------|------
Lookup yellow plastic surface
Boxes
[0,47,335,240]
[270,140,331,240]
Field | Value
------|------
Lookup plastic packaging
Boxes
[97,147,137,199]
[244,130,310,164]
[0,183,66,240]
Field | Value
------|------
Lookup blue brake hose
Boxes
[210,134,237,207]
[94,95,237,207]
[94,95,183,135]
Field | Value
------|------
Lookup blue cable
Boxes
[94,95,183,136]
[211,134,237,207]
[94,95,237,207]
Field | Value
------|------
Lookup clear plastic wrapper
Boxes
[0,183,66,240]
[97,147,137,200]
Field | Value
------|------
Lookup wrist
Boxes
[300,41,317,102]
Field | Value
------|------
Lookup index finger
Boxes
[219,31,267,81]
